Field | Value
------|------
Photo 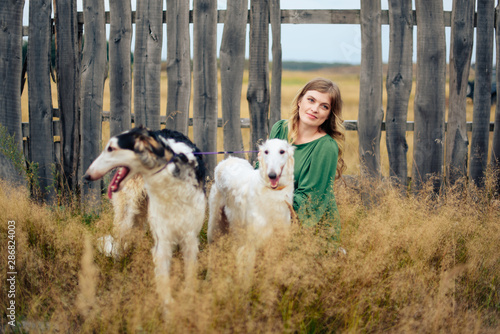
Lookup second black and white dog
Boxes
[84,126,206,305]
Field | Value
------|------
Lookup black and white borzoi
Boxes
[84,126,206,305]
[207,138,295,244]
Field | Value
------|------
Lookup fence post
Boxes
[446,0,475,187]
[412,0,446,194]
[0,0,25,186]
[220,0,248,159]
[470,0,495,188]
[269,0,282,129]
[386,0,413,189]
[165,0,191,135]
[134,0,163,130]
[193,0,218,177]
[109,0,132,137]
[359,0,383,205]
[492,3,500,192]
[28,0,55,202]
[247,0,270,163]
[54,0,81,195]
[80,0,107,209]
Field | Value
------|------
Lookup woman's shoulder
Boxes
[270,120,289,139]
[272,119,287,130]
[318,134,339,151]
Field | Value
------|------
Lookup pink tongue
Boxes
[107,167,129,199]
[270,177,279,188]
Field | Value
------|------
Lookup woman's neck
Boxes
[295,123,326,145]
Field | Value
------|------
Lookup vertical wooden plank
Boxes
[269,0,282,129]
[165,0,191,135]
[446,0,475,186]
[412,0,446,193]
[134,0,163,130]
[386,0,413,189]
[359,0,383,182]
[54,0,81,194]
[220,0,247,159]
[469,0,495,188]
[247,0,269,162]
[492,3,500,192]
[28,0,55,202]
[0,0,25,186]
[109,0,132,137]
[193,0,218,177]
[80,0,107,208]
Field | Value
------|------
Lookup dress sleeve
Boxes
[269,119,287,140]
[294,138,338,225]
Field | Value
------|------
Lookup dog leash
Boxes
[153,150,259,175]
[193,150,258,155]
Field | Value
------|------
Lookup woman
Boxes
[269,78,346,240]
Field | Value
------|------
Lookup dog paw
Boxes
[97,235,120,258]
[336,247,347,257]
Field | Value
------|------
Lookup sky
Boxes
[23,0,482,65]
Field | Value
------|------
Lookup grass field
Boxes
[7,66,498,333]
[0,173,499,333]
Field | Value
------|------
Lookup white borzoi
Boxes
[207,138,295,244]
[84,126,206,305]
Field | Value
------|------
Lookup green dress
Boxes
[269,120,340,240]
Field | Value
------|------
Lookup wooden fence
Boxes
[1,0,500,205]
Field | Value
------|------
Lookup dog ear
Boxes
[256,138,265,148]
[134,134,166,158]
[174,153,188,163]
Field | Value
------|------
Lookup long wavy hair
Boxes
[287,78,346,179]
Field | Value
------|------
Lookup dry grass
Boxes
[0,175,499,333]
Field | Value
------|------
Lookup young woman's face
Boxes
[298,90,332,130]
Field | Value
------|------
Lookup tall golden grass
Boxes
[0,174,499,333]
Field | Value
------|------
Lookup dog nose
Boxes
[268,172,277,179]
[84,173,92,181]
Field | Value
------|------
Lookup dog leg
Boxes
[180,231,199,288]
[151,237,174,306]
[207,185,228,243]
[109,176,147,256]
[236,243,256,291]
[96,187,130,258]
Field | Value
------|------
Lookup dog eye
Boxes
[107,146,115,152]
[280,150,285,155]
[264,150,269,155]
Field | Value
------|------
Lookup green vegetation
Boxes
[0,124,42,198]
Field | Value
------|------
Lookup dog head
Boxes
[258,139,295,189]
[84,126,205,199]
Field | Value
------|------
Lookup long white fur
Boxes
[84,129,206,306]
[207,138,295,244]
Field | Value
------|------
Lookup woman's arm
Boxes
[294,138,338,224]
